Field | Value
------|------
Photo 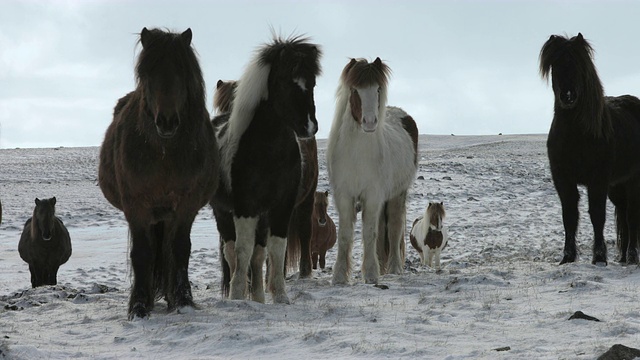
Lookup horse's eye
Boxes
[377,87,381,94]
[351,88,357,94]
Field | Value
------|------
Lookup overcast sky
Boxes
[1,0,639,148]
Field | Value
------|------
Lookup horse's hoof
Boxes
[559,255,576,265]
[592,255,607,266]
[272,293,291,304]
[177,305,196,314]
[364,276,378,285]
[332,272,349,286]
[251,292,266,304]
[128,303,150,321]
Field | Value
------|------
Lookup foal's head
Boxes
[426,202,445,230]
[260,36,322,139]
[136,27,204,139]
[313,191,330,226]
[32,197,57,241]
[341,58,391,132]
[539,33,600,110]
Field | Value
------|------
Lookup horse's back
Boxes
[606,95,640,181]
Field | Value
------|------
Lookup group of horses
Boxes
[97,28,417,319]
[93,27,640,320]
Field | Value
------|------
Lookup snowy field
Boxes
[1,134,639,359]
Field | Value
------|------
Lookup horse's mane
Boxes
[213,80,237,114]
[220,35,322,187]
[539,33,608,138]
[340,58,391,89]
[135,28,207,114]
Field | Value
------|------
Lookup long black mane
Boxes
[539,33,609,138]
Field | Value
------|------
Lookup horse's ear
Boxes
[217,80,224,89]
[140,27,150,47]
[181,28,193,45]
[324,190,329,197]
[35,198,40,206]
[373,57,383,68]
[577,32,584,41]
[52,197,57,206]
[440,201,443,206]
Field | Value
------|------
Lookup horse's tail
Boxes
[286,208,302,272]
[220,239,231,298]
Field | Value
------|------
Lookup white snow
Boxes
[1,134,639,359]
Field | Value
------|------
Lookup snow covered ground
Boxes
[1,134,639,359]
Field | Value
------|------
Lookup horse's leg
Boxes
[250,244,266,303]
[384,193,407,275]
[28,264,36,288]
[426,249,434,268]
[168,219,195,312]
[625,185,640,264]
[609,185,628,263]
[319,250,326,269]
[128,225,155,319]
[213,207,235,297]
[554,180,580,264]
[434,249,441,270]
[362,200,383,284]
[376,203,389,275]
[312,251,319,270]
[332,195,355,285]
[587,184,608,265]
[267,234,290,304]
[230,216,258,300]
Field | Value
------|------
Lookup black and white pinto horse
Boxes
[328,58,418,285]
[540,33,640,265]
[211,36,322,303]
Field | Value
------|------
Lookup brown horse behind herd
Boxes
[310,191,336,270]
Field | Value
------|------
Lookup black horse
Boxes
[99,28,219,319]
[19,197,72,288]
[211,36,321,304]
[540,33,640,265]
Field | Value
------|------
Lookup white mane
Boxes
[218,56,270,188]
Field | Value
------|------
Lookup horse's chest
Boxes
[425,229,444,249]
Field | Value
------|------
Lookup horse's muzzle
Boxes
[155,114,180,139]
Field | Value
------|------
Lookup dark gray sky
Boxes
[2,0,639,148]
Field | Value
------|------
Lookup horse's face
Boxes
[341,57,390,133]
[350,85,381,132]
[540,33,594,110]
[270,70,318,139]
[34,197,56,241]
[551,56,580,109]
[139,28,194,139]
[314,191,330,227]
[427,202,445,229]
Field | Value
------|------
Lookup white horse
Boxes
[410,202,448,270]
[327,58,419,285]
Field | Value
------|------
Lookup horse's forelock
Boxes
[539,33,595,81]
[258,36,322,80]
[341,58,391,89]
[135,28,205,104]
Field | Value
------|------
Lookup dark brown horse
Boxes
[99,28,219,319]
[19,197,72,288]
[540,33,640,265]
[310,191,336,270]
[211,79,319,282]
